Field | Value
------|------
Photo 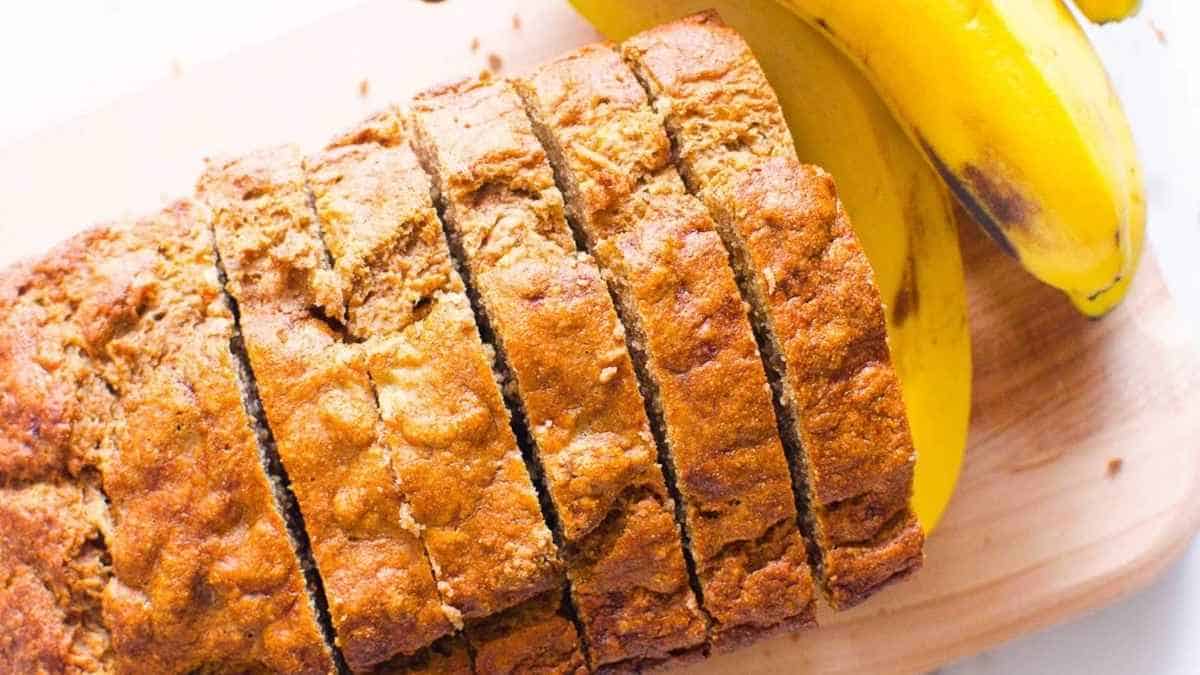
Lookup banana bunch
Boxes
[570,0,972,531]
[776,0,1146,317]
[572,0,1145,529]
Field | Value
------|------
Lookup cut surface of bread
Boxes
[199,148,453,671]
[0,204,334,673]
[516,43,816,647]
[305,107,561,621]
[411,77,707,669]
[623,10,924,609]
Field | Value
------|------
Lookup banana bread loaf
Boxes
[516,43,816,648]
[2,14,930,669]
[623,10,924,609]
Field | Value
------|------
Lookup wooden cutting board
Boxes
[2,1,1196,673]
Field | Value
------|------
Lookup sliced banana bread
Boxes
[199,148,453,670]
[411,77,707,669]
[623,10,924,609]
[516,43,816,647]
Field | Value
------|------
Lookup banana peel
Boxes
[569,0,971,532]
[777,0,1146,317]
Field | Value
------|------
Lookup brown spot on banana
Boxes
[892,184,928,327]
[960,163,1037,229]
[892,255,919,327]
[918,137,1019,259]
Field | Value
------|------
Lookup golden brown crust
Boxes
[624,11,923,609]
[1,204,335,673]
[467,591,587,675]
[411,78,706,667]
[305,108,561,621]
[97,204,333,673]
[0,243,116,487]
[0,483,111,673]
[0,282,75,483]
[199,147,452,670]
[517,43,815,645]
[621,12,794,191]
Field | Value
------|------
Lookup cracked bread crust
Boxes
[305,108,561,621]
[1,204,335,673]
[199,148,452,670]
[0,286,76,484]
[0,483,110,674]
[623,11,923,608]
[517,43,816,645]
[0,254,115,488]
[411,77,706,668]
[0,251,117,672]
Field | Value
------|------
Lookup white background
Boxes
[1,1,1197,673]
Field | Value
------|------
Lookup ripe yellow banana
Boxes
[1073,0,1142,24]
[569,0,972,531]
[775,0,1145,317]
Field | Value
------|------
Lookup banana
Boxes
[570,0,972,531]
[774,0,1145,317]
[1073,0,1142,24]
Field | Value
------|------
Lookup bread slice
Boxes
[516,43,816,648]
[411,77,707,669]
[623,11,924,609]
[305,107,560,621]
[0,204,335,672]
[199,149,453,670]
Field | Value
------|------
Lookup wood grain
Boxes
[0,1,1196,673]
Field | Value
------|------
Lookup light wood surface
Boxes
[1,2,1197,673]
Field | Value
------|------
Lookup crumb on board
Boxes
[470,37,480,53]
[1107,457,1124,478]
[513,13,521,30]
[1148,19,1167,45]
[358,78,370,98]
[487,53,503,73]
